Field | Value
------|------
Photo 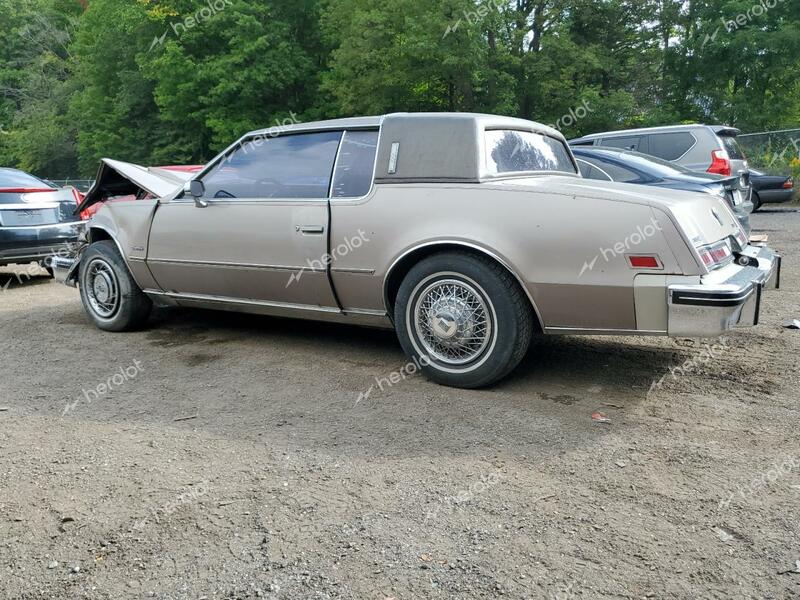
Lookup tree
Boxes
[1,0,798,177]
[0,0,82,176]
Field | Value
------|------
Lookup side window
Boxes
[648,132,695,161]
[600,136,642,152]
[201,131,342,199]
[590,158,642,183]
[576,159,612,181]
[331,130,379,198]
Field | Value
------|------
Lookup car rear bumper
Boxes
[757,188,794,204]
[667,245,781,337]
[0,221,87,267]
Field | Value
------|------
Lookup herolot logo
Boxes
[150,0,234,51]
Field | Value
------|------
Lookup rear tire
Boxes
[394,252,534,388]
[79,240,152,332]
[752,192,762,212]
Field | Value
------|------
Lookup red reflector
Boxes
[629,256,660,268]
[783,179,794,189]
[707,150,731,177]
[80,203,100,221]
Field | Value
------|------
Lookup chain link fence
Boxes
[738,128,800,176]
[48,179,94,192]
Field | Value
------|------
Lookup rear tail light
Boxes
[783,178,794,189]
[68,186,85,205]
[0,187,56,194]
[707,150,732,176]
[696,240,733,270]
[734,229,748,248]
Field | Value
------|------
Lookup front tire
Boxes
[752,192,762,212]
[79,240,152,332]
[394,252,534,388]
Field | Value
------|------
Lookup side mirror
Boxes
[187,180,208,208]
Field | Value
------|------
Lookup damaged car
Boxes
[55,113,781,388]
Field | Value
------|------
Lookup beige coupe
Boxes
[56,113,781,388]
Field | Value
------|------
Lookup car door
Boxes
[146,130,343,308]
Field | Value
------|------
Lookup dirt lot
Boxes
[1,208,799,600]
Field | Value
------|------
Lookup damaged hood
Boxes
[77,159,195,214]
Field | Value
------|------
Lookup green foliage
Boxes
[0,0,82,176]
[0,0,798,177]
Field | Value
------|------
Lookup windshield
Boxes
[485,130,576,175]
[0,168,54,189]
[582,149,701,178]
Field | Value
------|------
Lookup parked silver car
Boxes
[0,168,85,274]
[55,113,781,388]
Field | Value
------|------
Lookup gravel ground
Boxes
[1,207,799,600]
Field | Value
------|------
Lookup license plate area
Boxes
[0,208,59,226]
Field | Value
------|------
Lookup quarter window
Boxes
[647,132,696,161]
[485,130,575,174]
[576,159,612,181]
[331,130,379,198]
[720,135,746,160]
[586,157,643,183]
[201,131,343,199]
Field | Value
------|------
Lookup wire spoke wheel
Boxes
[412,278,493,366]
[85,258,121,319]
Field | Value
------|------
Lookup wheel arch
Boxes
[84,224,145,288]
[88,225,114,244]
[383,241,544,332]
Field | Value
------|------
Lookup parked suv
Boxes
[569,125,749,179]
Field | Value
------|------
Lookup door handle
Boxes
[297,225,325,235]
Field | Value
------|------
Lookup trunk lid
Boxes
[499,175,746,248]
[0,188,79,227]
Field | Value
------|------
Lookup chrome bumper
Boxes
[667,245,781,337]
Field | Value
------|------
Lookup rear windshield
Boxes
[720,135,746,160]
[485,130,576,175]
[0,168,54,189]
[595,149,697,177]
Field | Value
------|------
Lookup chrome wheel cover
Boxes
[412,278,493,365]
[85,258,120,319]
